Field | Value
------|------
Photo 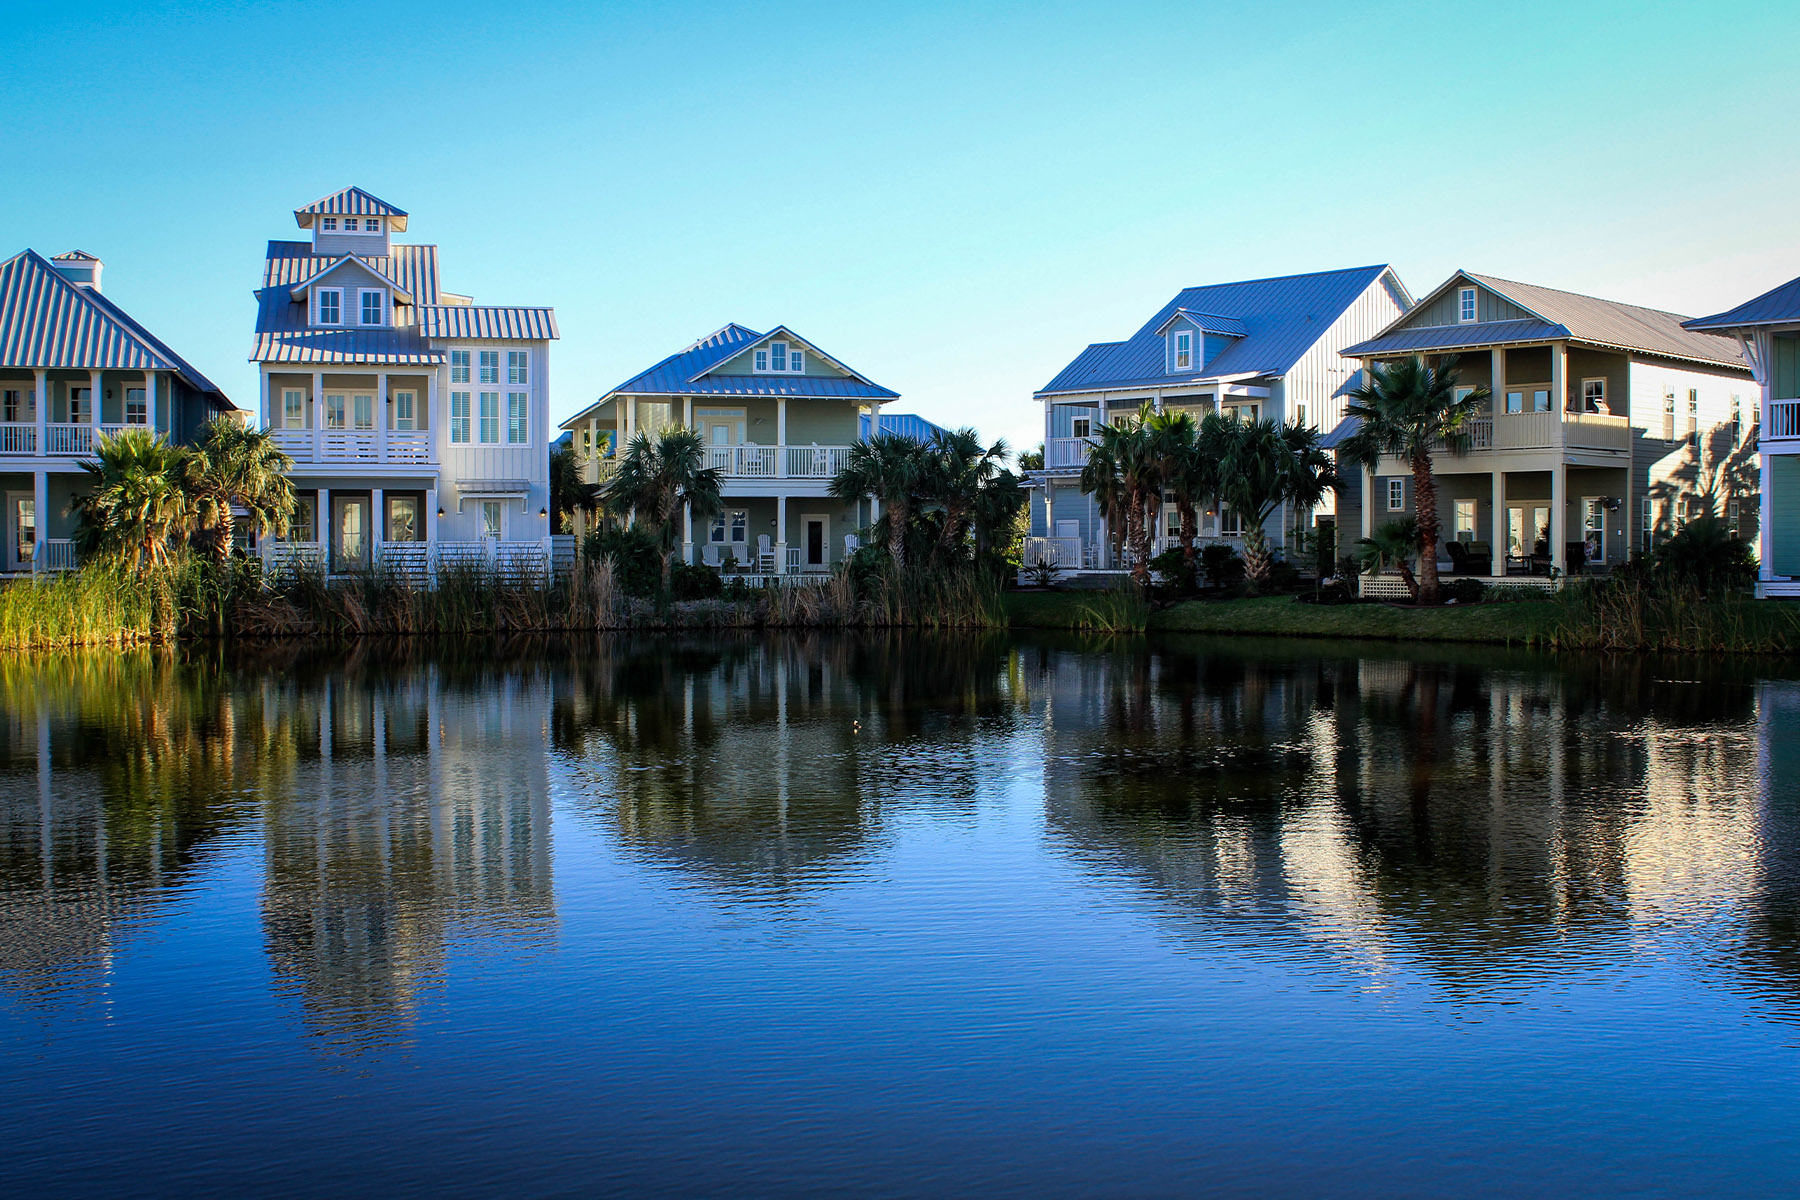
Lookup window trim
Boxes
[359,288,386,327]
[1458,287,1478,324]
[450,391,471,444]
[478,349,501,385]
[507,392,529,444]
[1173,329,1194,372]
[1581,377,1606,413]
[315,287,342,326]
[507,350,529,385]
[319,216,338,232]
[394,389,416,431]
[1387,479,1406,512]
[283,388,305,430]
[324,393,346,430]
[478,391,501,444]
[1453,498,1477,541]
[479,500,504,540]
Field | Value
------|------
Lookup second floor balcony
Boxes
[1767,398,1800,444]
[1459,409,1631,454]
[0,422,155,457]
[585,443,853,486]
[269,427,436,466]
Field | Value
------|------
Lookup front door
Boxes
[6,492,35,572]
[388,496,420,543]
[1507,504,1549,558]
[1583,499,1606,563]
[333,496,369,572]
[803,515,827,570]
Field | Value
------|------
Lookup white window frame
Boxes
[352,393,374,431]
[359,288,386,327]
[1642,497,1654,549]
[754,349,769,372]
[479,391,501,444]
[1,389,22,423]
[1387,479,1405,511]
[770,341,789,373]
[480,500,503,540]
[1688,389,1700,443]
[283,388,305,429]
[450,391,471,443]
[1458,287,1477,323]
[450,350,471,384]
[320,216,338,232]
[1217,505,1244,536]
[316,288,342,326]
[507,392,529,444]
[1174,329,1194,372]
[479,350,500,385]
[1453,498,1476,541]
[394,390,416,431]
[508,350,529,385]
[1581,378,1606,412]
[124,387,147,425]
[1662,390,1676,440]
[1071,417,1092,439]
[324,393,346,429]
[1293,402,1308,429]
[363,217,382,233]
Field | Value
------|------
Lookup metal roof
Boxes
[252,241,445,365]
[0,249,228,399]
[51,249,100,262]
[1036,265,1402,397]
[418,305,559,340]
[561,322,899,427]
[249,327,443,366]
[294,187,409,230]
[1346,270,1747,370]
[1154,308,1249,338]
[286,255,415,302]
[861,412,948,442]
[1683,273,1800,332]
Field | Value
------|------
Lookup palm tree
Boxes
[1357,518,1421,599]
[602,427,724,592]
[1078,406,1160,587]
[1339,355,1490,604]
[69,429,194,569]
[970,466,1027,568]
[1144,408,1213,582]
[1211,415,1341,591]
[830,433,927,567]
[927,428,1011,560]
[183,417,296,562]
[550,440,602,534]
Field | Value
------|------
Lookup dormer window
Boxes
[771,342,788,372]
[363,217,382,232]
[321,216,338,232]
[316,288,341,325]
[753,341,806,373]
[1458,287,1477,323]
[1174,330,1194,371]
[360,289,385,326]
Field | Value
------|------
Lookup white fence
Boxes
[265,538,551,582]
[1358,572,1559,598]
[269,428,436,465]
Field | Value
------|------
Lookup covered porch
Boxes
[264,480,551,582]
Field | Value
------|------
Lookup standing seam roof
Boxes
[1683,273,1800,331]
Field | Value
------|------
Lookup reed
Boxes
[1548,577,1800,654]
[1068,583,1151,634]
[0,563,159,649]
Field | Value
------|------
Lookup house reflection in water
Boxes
[258,657,556,1052]
[1028,640,1800,1005]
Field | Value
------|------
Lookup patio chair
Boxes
[757,534,775,573]
[1565,542,1589,576]
[844,533,859,557]
[731,543,755,571]
[701,543,721,568]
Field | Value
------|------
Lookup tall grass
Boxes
[0,563,160,649]
[1549,577,1800,653]
[1069,583,1151,634]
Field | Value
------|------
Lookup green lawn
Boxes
[1005,590,1563,645]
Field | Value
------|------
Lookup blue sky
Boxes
[4,0,1797,452]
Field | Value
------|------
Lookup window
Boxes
[754,349,768,372]
[1294,403,1308,429]
[1641,497,1653,550]
[125,387,147,424]
[1223,403,1260,422]
[479,392,500,443]
[1453,499,1476,541]
[1218,506,1244,536]
[68,388,91,425]
[1582,378,1606,412]
[451,350,470,384]
[389,497,419,543]
[394,390,415,430]
[1072,417,1091,439]
[352,393,373,430]
[790,350,805,373]
[316,288,341,325]
[1506,390,1524,414]
[450,391,470,443]
[480,501,502,539]
[1732,394,1742,440]
[1663,391,1676,440]
[1174,330,1193,371]
[1728,499,1741,537]
[283,389,305,429]
[294,496,316,543]
[713,509,748,542]
[1532,389,1551,413]
[364,217,382,232]
[770,342,788,372]
[507,393,528,444]
[1688,389,1699,445]
[360,290,385,326]
[1458,287,1477,323]
[320,216,337,232]
[1388,479,1405,511]
[479,351,500,384]
[2,390,22,423]
[324,394,346,429]
[508,350,529,385]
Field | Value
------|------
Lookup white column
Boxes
[33,368,46,457]
[89,370,103,438]
[1550,340,1568,424]
[869,402,881,438]
[683,502,693,565]
[371,487,384,564]
[1490,348,1505,413]
[317,488,330,570]
[623,395,635,444]
[683,396,693,430]
[776,496,788,573]
[32,470,48,568]
[313,370,325,461]
[1550,464,1567,577]
[426,370,439,464]
[1490,471,1506,576]
[1360,467,1374,540]
[1760,451,1775,584]
[145,370,159,435]
[425,486,440,585]
[377,373,389,460]
[777,397,788,478]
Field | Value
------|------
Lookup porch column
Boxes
[426,370,439,461]
[88,370,103,439]
[1490,348,1505,414]
[313,370,325,461]
[33,369,46,457]
[260,370,271,433]
[869,402,881,438]
[1550,341,1568,427]
[1490,471,1506,576]
[425,486,440,585]
[1550,464,1567,577]
[777,397,788,477]
[1360,467,1374,540]
[622,395,635,444]
[775,497,788,574]
[683,396,692,430]
[682,501,693,565]
[145,370,158,435]
[1760,451,1775,584]
[371,487,384,564]
[377,373,389,460]
[33,470,48,567]
[317,488,330,570]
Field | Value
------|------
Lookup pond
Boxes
[3,635,1799,1198]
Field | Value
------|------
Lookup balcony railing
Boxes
[1768,398,1800,440]
[0,423,34,454]
[1045,437,1091,468]
[269,428,436,465]
[590,443,854,482]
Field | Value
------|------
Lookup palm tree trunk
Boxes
[1242,526,1271,593]
[1128,490,1152,588]
[1412,452,1442,604]
[887,497,907,569]
[1177,499,1198,588]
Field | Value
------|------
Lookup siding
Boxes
[1772,455,1800,576]
[434,338,552,543]
[1409,280,1533,328]
[709,341,850,378]
[1288,269,1410,444]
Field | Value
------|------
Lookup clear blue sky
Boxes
[4,0,1796,453]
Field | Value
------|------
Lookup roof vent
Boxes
[50,250,103,292]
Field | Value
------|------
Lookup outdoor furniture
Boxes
[731,543,754,570]
[757,534,775,573]
[1565,542,1589,576]
[844,533,859,557]
[701,543,721,568]
[1446,540,1491,575]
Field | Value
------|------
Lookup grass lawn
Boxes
[1005,590,1562,645]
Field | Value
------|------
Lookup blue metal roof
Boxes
[295,187,409,230]
[1155,308,1249,338]
[418,306,559,340]
[1036,265,1399,397]
[251,240,447,365]
[861,412,947,442]
[1341,318,1569,357]
[1684,274,1800,332]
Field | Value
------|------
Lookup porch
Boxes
[0,367,175,459]
[266,536,555,582]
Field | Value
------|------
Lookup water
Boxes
[3,635,1799,1198]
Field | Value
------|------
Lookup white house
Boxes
[251,187,558,577]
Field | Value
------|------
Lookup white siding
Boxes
[433,337,552,542]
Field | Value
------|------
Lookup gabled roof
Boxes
[285,255,415,303]
[417,306,559,340]
[690,324,879,386]
[294,187,409,231]
[1683,273,1800,332]
[1153,308,1249,338]
[1036,265,1405,398]
[1343,270,1747,370]
[252,241,443,365]
[560,323,899,429]
[0,250,228,400]
[861,412,949,443]
[51,249,101,263]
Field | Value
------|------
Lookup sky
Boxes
[4,0,1798,454]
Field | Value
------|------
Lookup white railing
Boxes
[1494,410,1557,449]
[1045,437,1091,468]
[587,457,619,485]
[269,538,554,581]
[1466,419,1493,450]
[375,540,430,579]
[39,540,77,572]
[782,547,830,573]
[706,445,780,477]
[784,445,851,478]
[1564,411,1630,452]
[1768,398,1800,440]
[268,541,326,576]
[269,427,438,465]
[1023,536,1082,567]
[0,423,35,454]
[45,425,93,456]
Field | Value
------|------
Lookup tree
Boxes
[69,429,194,569]
[183,417,296,562]
[550,440,601,534]
[1339,355,1490,604]
[830,433,927,568]
[1210,415,1340,591]
[1079,406,1161,587]
[1017,443,1045,472]
[1145,408,1214,585]
[970,466,1028,568]
[1357,518,1421,599]
[926,428,1011,559]
[601,427,724,593]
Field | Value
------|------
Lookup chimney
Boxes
[50,250,103,292]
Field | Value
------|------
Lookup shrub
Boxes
[1149,547,1191,590]
[1652,517,1757,596]
[671,561,723,601]
[583,526,661,597]
[1198,543,1244,590]
[1022,559,1063,588]
[1447,578,1487,605]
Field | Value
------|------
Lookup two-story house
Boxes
[251,187,557,577]
[1340,272,1755,582]
[0,248,235,573]
[560,323,898,575]
[1684,273,1800,596]
[1023,265,1413,572]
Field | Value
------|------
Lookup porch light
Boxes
[539,507,547,517]
[437,507,445,517]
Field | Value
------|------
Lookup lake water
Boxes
[4,635,1800,1198]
